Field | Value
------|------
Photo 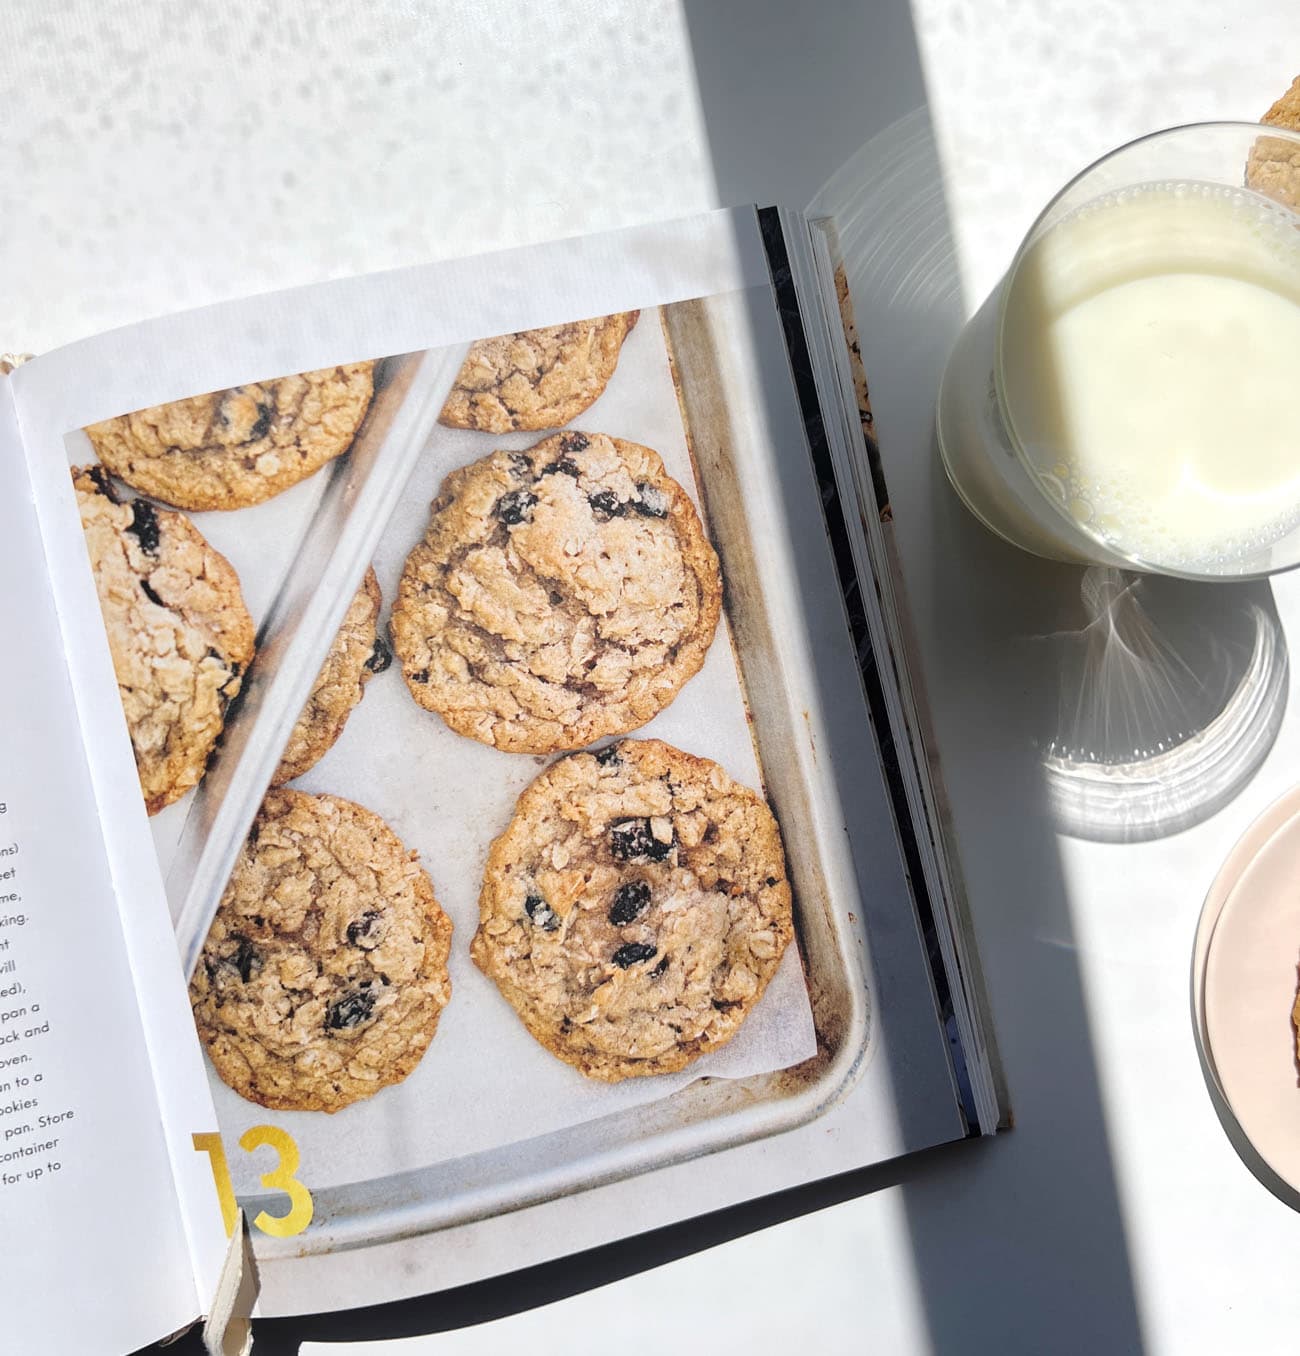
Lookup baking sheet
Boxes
[71,308,818,1197]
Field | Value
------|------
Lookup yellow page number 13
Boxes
[192,1127,314,1238]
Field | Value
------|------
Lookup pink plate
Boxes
[1201,788,1300,1191]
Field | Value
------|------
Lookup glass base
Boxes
[1038,568,1288,842]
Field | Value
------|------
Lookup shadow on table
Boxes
[792,82,1150,1356]
[677,3,1149,1353]
[146,4,1149,1354]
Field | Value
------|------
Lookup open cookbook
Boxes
[0,206,1005,1354]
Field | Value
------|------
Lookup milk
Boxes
[999,182,1300,571]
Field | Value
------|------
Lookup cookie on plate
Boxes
[1247,75,1300,209]
[271,566,390,786]
[1263,74,1300,131]
[392,431,722,753]
[74,466,255,815]
[472,738,794,1081]
[439,313,638,432]
[190,789,453,1113]
[86,362,375,511]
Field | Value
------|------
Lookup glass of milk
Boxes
[937,122,1300,578]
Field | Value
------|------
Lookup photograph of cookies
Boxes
[189,789,452,1113]
[271,565,391,786]
[86,361,376,511]
[391,430,722,754]
[439,312,638,432]
[73,465,255,815]
[471,738,794,1081]
[60,291,823,1220]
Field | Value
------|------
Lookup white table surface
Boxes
[6,3,1300,1353]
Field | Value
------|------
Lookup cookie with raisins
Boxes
[439,312,637,432]
[85,362,375,510]
[472,739,792,1081]
[391,431,722,753]
[272,566,390,786]
[190,790,452,1112]
[73,466,255,814]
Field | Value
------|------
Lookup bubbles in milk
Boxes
[1003,179,1300,574]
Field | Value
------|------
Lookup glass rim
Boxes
[991,120,1300,582]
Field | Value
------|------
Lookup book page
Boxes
[4,209,959,1318]
[0,384,202,1353]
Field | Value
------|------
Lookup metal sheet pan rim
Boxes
[250,1016,871,1257]
[242,288,881,1261]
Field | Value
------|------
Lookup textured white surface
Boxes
[310,1191,933,1356]
[9,1,1300,1353]
[914,0,1300,305]
[0,0,713,354]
